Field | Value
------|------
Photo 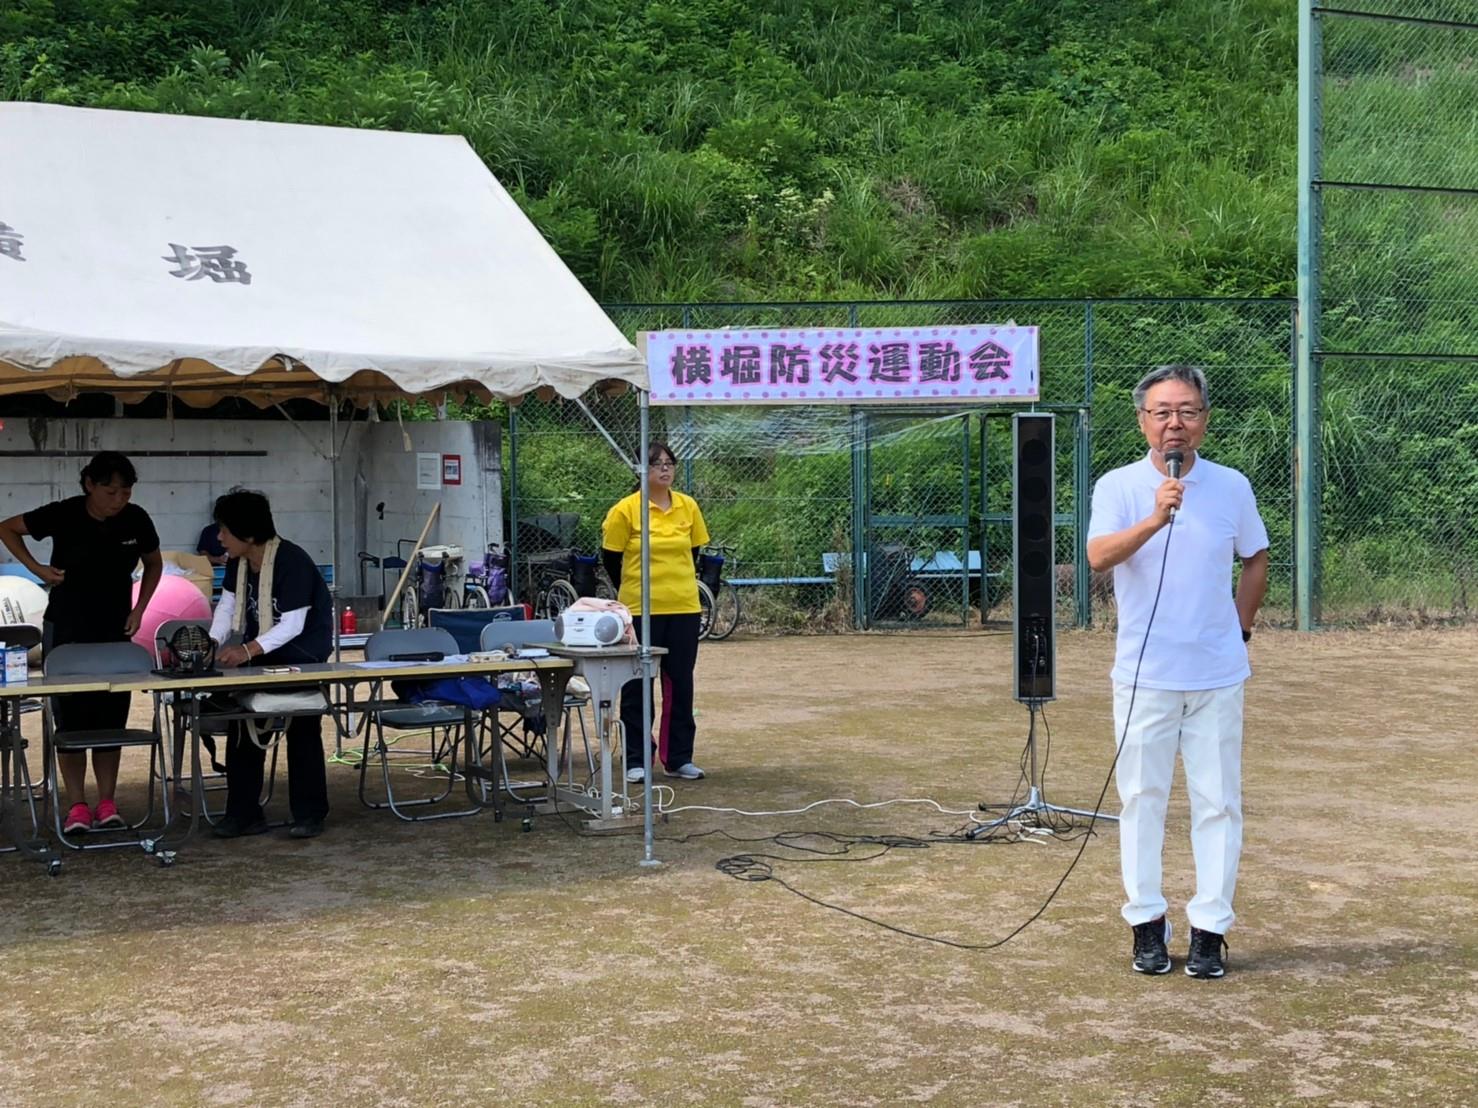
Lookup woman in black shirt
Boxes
[0,452,163,835]
[206,490,334,840]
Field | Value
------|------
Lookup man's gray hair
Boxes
[1132,364,1209,410]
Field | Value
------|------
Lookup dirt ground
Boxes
[1,627,1475,1107]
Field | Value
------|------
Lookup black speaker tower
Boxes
[970,411,1113,835]
[1012,413,1055,704]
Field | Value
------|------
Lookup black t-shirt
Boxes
[197,523,225,559]
[223,539,333,663]
[23,497,160,638]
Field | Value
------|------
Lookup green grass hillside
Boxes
[1,0,1298,302]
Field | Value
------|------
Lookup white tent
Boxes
[1,103,665,863]
[0,102,647,403]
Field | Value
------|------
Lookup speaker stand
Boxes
[967,699,1117,838]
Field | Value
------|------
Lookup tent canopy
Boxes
[0,103,647,406]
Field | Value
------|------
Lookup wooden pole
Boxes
[381,502,440,625]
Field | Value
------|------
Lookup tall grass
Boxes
[5,0,1309,302]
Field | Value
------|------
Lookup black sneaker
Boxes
[1131,916,1173,974]
[212,814,270,839]
[1186,927,1228,978]
[288,818,325,840]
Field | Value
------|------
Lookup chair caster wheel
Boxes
[157,851,176,867]
[521,818,533,832]
[493,810,503,822]
[46,859,62,877]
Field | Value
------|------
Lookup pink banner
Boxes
[644,325,1038,406]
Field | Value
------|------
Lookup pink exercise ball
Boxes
[130,574,212,651]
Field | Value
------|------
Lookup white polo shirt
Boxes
[1088,452,1268,691]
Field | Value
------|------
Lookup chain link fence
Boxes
[506,298,1294,634]
[1314,1,1478,620]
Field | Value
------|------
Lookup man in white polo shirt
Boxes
[1087,364,1268,979]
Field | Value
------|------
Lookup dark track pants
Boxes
[222,643,329,824]
[620,613,701,772]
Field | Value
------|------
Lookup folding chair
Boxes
[41,641,174,867]
[356,627,492,821]
[0,625,55,871]
[194,681,332,833]
[478,619,594,798]
[151,617,276,825]
[427,605,524,654]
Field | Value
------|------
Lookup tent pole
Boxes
[329,389,342,663]
[639,389,658,868]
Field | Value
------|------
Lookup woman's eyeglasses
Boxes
[651,460,677,470]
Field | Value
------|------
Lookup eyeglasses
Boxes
[1139,407,1206,424]
[651,460,677,470]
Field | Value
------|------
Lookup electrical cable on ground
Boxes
[698,515,1179,951]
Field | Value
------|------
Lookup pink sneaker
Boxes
[64,802,93,834]
[94,798,125,829]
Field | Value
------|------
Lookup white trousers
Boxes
[1112,681,1244,935]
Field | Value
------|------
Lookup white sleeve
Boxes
[209,590,235,646]
[1234,476,1270,558]
[1086,476,1128,540]
[252,606,309,656]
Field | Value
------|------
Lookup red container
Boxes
[340,606,358,635]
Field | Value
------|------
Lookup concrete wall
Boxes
[0,416,502,593]
[339,418,503,599]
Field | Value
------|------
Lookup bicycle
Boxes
[696,544,741,641]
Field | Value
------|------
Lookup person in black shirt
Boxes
[0,452,163,835]
[196,522,228,567]
[206,490,333,840]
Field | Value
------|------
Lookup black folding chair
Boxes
[152,617,264,825]
[41,641,175,868]
[356,627,493,821]
[478,619,593,797]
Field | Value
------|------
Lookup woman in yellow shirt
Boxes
[601,440,711,783]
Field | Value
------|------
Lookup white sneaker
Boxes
[624,766,646,784]
[662,763,705,780]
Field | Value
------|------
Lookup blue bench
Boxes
[722,552,1000,591]
[727,575,836,588]
[822,550,1001,580]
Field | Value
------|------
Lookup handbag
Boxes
[239,688,329,749]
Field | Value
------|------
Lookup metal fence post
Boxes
[1295,0,1323,629]
[851,405,867,629]
[1077,302,1096,628]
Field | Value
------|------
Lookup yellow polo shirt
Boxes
[601,490,711,615]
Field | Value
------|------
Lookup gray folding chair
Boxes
[478,619,594,795]
[151,617,270,824]
[41,641,174,867]
[0,625,53,870]
[357,627,492,821]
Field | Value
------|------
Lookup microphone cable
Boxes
[976,500,1179,946]
[708,508,1181,952]
[915,509,1181,952]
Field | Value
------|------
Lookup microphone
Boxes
[1164,449,1184,518]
